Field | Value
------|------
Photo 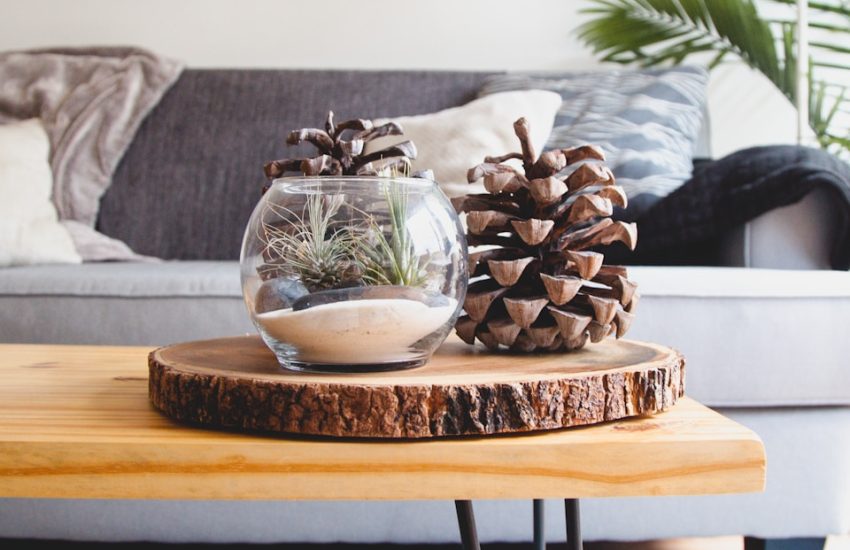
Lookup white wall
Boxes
[2,0,806,154]
[1,0,596,70]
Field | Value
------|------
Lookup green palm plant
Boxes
[578,0,850,156]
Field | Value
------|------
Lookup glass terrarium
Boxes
[240,176,467,373]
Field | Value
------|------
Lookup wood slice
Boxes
[149,335,685,439]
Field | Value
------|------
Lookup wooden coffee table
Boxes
[0,341,765,549]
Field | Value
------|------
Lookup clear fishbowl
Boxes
[240,176,467,373]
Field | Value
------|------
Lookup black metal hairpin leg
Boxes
[455,500,481,550]
[565,498,583,550]
[743,537,767,550]
[533,499,546,550]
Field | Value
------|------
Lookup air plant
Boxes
[259,183,431,291]
[259,194,364,292]
[358,182,429,287]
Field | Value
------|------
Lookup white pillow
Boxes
[367,90,563,197]
[0,119,81,266]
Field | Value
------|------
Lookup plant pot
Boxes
[240,176,468,373]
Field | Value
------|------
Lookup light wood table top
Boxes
[0,342,765,501]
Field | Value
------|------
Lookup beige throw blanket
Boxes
[0,47,183,261]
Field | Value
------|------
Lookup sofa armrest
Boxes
[719,187,841,269]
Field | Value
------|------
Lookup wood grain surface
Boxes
[0,341,764,501]
[148,335,685,438]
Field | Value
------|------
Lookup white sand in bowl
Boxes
[256,298,457,364]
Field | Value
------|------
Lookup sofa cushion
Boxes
[479,66,709,219]
[0,119,80,267]
[366,90,562,197]
[2,262,848,407]
[97,70,497,261]
[629,266,850,407]
[0,261,253,346]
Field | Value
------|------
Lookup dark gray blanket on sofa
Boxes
[615,146,850,270]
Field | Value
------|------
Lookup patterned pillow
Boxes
[479,66,709,218]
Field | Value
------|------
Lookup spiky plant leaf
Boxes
[579,0,850,158]
[261,194,365,292]
[358,182,428,287]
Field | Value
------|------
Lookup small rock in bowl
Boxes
[255,279,309,314]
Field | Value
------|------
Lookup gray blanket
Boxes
[0,47,183,261]
[605,145,850,269]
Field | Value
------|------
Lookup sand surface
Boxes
[256,298,457,364]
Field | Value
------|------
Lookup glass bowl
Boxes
[240,176,467,373]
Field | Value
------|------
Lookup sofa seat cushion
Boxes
[0,261,252,346]
[0,260,240,297]
[628,266,850,407]
[2,262,848,407]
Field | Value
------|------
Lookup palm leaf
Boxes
[579,0,782,83]
[579,0,850,158]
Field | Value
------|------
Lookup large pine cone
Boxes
[453,118,638,352]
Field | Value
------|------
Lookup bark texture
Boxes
[149,336,685,439]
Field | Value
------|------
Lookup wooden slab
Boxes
[148,335,684,438]
[0,342,763,500]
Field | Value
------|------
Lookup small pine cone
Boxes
[263,111,418,181]
[453,118,639,353]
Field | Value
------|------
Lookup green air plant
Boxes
[260,185,429,291]
[359,182,429,287]
[260,194,364,292]
[578,0,850,157]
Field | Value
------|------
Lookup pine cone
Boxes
[264,111,418,180]
[453,118,638,352]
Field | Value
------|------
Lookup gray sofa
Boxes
[1,69,849,544]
